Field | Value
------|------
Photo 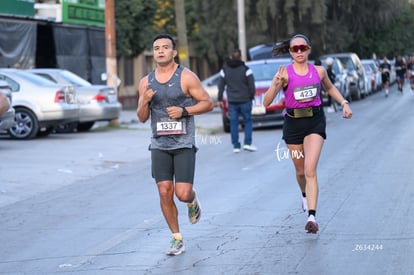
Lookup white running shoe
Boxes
[305,215,319,234]
[302,197,308,213]
[243,144,257,152]
[233,148,241,153]
[166,238,185,256]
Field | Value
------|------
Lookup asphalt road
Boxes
[0,85,414,275]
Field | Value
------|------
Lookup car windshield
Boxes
[321,59,342,75]
[202,73,220,86]
[337,57,355,71]
[15,71,58,86]
[363,64,372,72]
[249,61,290,81]
[59,70,92,87]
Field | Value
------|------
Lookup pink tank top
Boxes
[284,63,322,109]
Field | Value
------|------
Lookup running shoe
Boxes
[166,237,185,256]
[302,197,308,213]
[188,191,201,224]
[243,144,257,152]
[305,215,319,234]
[233,148,241,153]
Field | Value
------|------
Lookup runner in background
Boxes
[395,55,407,93]
[406,55,414,94]
[379,57,391,97]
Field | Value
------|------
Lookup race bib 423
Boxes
[293,84,318,102]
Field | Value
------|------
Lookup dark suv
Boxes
[320,52,366,100]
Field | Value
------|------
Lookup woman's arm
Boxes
[264,66,287,107]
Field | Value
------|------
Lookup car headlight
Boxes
[347,75,356,82]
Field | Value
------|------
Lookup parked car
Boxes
[220,58,291,132]
[320,53,366,100]
[361,64,373,95]
[248,43,290,60]
[0,80,15,131]
[248,44,274,60]
[361,62,376,94]
[319,56,351,101]
[27,69,122,132]
[361,59,381,92]
[0,69,78,139]
[201,72,220,105]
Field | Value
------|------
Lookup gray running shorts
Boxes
[151,147,196,184]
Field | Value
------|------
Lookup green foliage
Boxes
[113,0,414,69]
[190,1,239,71]
[152,0,176,35]
[349,1,414,58]
[151,0,198,41]
[115,0,156,58]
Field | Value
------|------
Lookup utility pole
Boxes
[174,0,190,68]
[105,0,119,125]
[237,0,247,61]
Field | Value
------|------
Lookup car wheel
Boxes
[8,107,39,139]
[345,86,351,101]
[344,84,352,102]
[55,122,78,133]
[76,121,95,132]
[352,86,361,100]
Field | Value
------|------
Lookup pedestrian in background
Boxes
[325,57,337,112]
[263,34,352,234]
[217,49,257,153]
[137,34,214,256]
[379,57,391,97]
[0,92,10,116]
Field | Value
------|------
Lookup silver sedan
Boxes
[0,69,79,139]
[27,69,122,132]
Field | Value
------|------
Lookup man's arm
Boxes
[217,69,225,101]
[180,68,214,116]
[136,76,155,123]
[246,69,256,100]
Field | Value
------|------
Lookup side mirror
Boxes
[101,72,121,87]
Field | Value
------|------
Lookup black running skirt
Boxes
[282,109,326,144]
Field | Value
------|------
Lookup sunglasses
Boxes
[290,45,310,53]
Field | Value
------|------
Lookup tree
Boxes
[189,0,413,70]
[112,0,414,72]
[191,0,239,72]
[115,0,157,58]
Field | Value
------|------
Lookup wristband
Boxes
[181,106,189,117]
[341,100,349,107]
